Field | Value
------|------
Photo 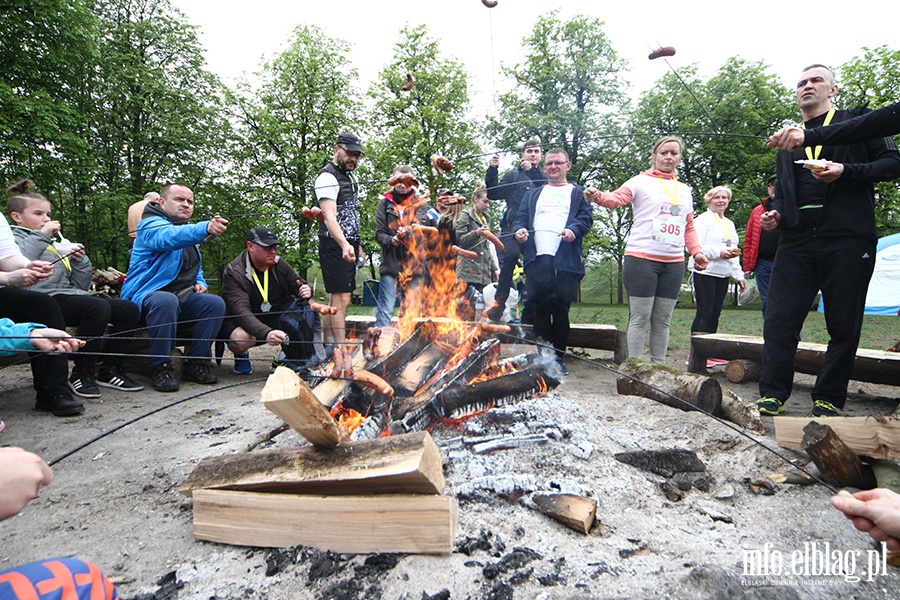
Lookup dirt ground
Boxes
[1,341,898,600]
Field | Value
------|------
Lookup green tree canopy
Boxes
[226,23,360,274]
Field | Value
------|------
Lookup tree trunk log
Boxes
[724,359,761,383]
[801,421,876,489]
[689,333,900,386]
[720,387,766,433]
[617,359,722,415]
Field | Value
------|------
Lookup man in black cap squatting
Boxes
[219,226,315,374]
[314,132,365,348]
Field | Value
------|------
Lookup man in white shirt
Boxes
[513,149,593,374]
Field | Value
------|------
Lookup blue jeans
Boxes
[375,274,398,328]
[755,259,774,315]
[141,291,225,366]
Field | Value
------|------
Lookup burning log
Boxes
[616,359,722,415]
[434,366,560,419]
[391,339,501,430]
[365,321,434,379]
[179,430,445,497]
[801,421,877,489]
[261,366,350,447]
[532,493,597,535]
[724,358,761,383]
[192,489,457,554]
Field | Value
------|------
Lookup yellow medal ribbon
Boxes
[802,108,835,161]
[46,245,72,274]
[710,212,734,246]
[656,176,681,215]
[251,267,269,306]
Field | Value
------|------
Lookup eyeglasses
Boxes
[544,161,568,167]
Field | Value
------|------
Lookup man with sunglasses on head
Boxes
[314,132,365,350]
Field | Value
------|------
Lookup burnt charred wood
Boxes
[801,421,876,490]
[434,365,560,419]
[391,339,500,421]
[614,449,706,478]
[617,359,722,415]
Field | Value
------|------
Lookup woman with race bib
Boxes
[585,136,708,363]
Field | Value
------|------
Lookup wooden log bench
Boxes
[689,333,900,386]
[346,315,627,363]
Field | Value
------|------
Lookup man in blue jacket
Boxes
[513,148,593,374]
[122,184,229,392]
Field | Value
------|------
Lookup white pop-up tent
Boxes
[865,232,900,316]
[817,232,900,316]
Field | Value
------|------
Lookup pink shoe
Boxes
[708,358,729,366]
[705,359,717,369]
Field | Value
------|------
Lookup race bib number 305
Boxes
[652,214,685,246]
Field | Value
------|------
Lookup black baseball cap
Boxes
[336,132,363,153]
[247,226,279,247]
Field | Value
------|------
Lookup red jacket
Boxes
[742,200,766,273]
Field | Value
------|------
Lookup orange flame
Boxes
[536,376,548,395]
[389,194,470,343]
[331,401,367,434]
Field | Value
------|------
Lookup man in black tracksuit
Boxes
[757,64,900,417]
[484,138,546,321]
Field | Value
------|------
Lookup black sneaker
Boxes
[812,400,840,417]
[97,366,144,392]
[68,367,101,399]
[35,392,85,416]
[182,361,218,385]
[756,397,785,416]
[152,362,180,392]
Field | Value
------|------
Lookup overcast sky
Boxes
[174,0,895,118]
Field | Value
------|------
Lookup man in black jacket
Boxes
[219,226,314,374]
[757,64,900,418]
[484,138,546,321]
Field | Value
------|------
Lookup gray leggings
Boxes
[622,256,684,363]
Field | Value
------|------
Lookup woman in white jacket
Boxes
[689,186,746,344]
